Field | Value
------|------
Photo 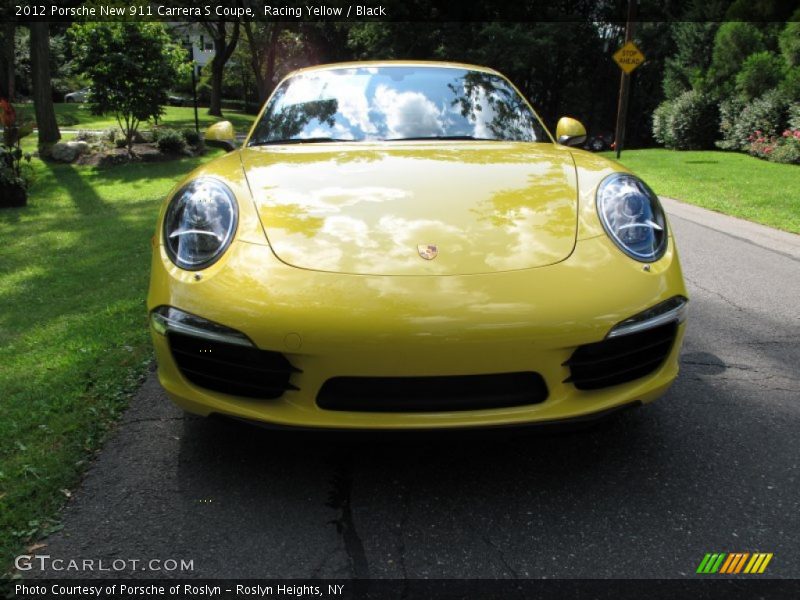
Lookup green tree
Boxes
[662,23,719,100]
[68,22,187,152]
[345,21,612,133]
[735,51,785,100]
[706,22,765,99]
[780,21,800,67]
[778,19,800,92]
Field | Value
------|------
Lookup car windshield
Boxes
[248,66,548,145]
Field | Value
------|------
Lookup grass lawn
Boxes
[0,145,224,574]
[16,103,257,136]
[602,149,800,234]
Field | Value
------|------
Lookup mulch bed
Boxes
[75,142,202,167]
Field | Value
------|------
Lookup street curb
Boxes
[660,196,800,262]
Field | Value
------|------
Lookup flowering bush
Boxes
[747,128,800,164]
[718,90,790,151]
[0,98,33,189]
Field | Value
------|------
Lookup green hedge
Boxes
[651,91,718,150]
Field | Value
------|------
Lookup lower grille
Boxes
[564,322,678,390]
[168,332,299,399]
[317,372,548,412]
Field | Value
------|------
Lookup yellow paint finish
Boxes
[555,117,587,145]
[204,120,235,143]
[241,142,579,275]
[147,60,688,430]
[148,226,686,429]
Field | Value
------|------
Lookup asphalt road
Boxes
[26,199,800,580]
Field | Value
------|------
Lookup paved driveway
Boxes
[26,198,800,580]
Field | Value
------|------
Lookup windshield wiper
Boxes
[386,135,500,142]
[250,137,351,146]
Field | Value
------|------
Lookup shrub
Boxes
[789,103,800,130]
[770,138,800,164]
[736,90,790,142]
[156,128,186,153]
[719,90,791,151]
[651,91,718,150]
[651,100,676,148]
[102,128,120,143]
[717,97,747,150]
[669,91,719,150]
[181,129,201,146]
[75,130,100,142]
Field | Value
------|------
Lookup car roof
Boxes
[288,60,502,77]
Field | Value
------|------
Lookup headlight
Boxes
[596,173,667,262]
[163,178,238,270]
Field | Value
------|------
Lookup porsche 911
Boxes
[147,61,688,430]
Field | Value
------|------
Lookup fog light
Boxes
[607,296,687,339]
[150,306,253,347]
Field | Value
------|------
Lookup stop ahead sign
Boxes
[613,41,645,74]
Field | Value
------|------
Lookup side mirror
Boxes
[555,117,587,147]
[204,121,237,151]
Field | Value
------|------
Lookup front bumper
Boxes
[147,233,687,430]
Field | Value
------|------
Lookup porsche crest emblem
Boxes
[417,244,438,260]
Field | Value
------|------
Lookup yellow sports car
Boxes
[147,61,688,430]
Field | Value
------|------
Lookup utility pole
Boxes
[184,37,199,134]
[614,0,637,159]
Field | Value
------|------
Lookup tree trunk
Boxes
[205,21,240,117]
[29,22,60,144]
[208,56,224,116]
[1,22,14,100]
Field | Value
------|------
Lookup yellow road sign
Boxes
[613,41,645,74]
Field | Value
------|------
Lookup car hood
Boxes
[241,142,578,276]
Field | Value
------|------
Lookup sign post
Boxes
[612,1,642,159]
